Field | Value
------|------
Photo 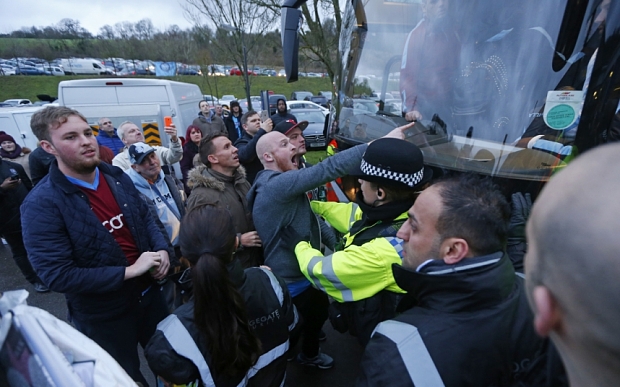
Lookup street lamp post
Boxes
[222,24,252,111]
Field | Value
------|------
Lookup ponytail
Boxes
[180,205,261,377]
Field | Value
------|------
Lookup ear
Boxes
[377,187,385,200]
[441,238,469,264]
[131,164,138,171]
[40,140,57,156]
[263,152,274,163]
[207,153,219,165]
[532,286,563,337]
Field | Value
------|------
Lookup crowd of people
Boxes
[0,97,618,387]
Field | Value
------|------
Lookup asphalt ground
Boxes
[0,242,363,387]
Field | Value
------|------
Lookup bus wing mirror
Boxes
[281,7,301,83]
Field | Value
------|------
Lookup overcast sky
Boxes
[1,0,194,35]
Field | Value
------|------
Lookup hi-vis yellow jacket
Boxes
[295,201,406,303]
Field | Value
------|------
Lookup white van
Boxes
[59,58,105,75]
[58,79,203,179]
[0,106,47,150]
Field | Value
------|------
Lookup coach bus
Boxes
[281,0,619,199]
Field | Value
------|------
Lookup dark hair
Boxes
[179,205,261,376]
[198,100,209,108]
[369,181,418,202]
[198,132,227,167]
[30,106,88,143]
[241,111,258,126]
[433,174,510,256]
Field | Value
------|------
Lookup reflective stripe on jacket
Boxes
[295,201,406,302]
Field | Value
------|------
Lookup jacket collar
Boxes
[186,163,247,191]
[393,252,516,313]
[49,161,123,194]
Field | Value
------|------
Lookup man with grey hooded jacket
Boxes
[246,122,411,369]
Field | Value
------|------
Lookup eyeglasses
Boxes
[102,121,112,125]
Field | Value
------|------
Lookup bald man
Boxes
[247,124,412,369]
[526,142,620,387]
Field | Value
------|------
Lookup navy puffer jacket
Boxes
[21,161,169,322]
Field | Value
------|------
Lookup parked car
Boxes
[3,99,32,106]
[203,95,219,106]
[293,109,328,149]
[44,66,65,76]
[287,100,328,116]
[14,65,46,75]
[278,69,286,77]
[219,95,237,109]
[229,67,256,76]
[291,91,313,101]
[0,65,16,76]
[177,67,202,76]
[318,91,333,101]
[261,69,277,76]
[352,98,380,114]
[309,95,329,107]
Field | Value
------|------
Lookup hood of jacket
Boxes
[197,110,215,123]
[186,163,247,191]
[126,167,166,192]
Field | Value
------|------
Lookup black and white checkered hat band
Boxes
[360,159,424,187]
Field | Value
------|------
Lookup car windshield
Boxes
[334,0,610,182]
[294,111,326,123]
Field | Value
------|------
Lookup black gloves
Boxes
[280,225,308,253]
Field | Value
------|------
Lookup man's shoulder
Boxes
[187,165,225,192]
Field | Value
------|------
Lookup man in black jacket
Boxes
[235,110,273,184]
[358,174,546,386]
[0,158,48,292]
[271,98,297,126]
[224,100,244,144]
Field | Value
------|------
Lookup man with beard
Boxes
[400,0,460,121]
[21,106,171,386]
[270,98,297,126]
[285,139,432,346]
[247,123,412,369]
[357,174,546,386]
[224,100,244,144]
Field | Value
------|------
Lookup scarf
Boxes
[0,144,23,159]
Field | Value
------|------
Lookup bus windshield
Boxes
[334,0,609,181]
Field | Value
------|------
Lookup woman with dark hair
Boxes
[180,125,202,194]
[145,205,298,387]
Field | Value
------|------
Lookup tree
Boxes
[249,0,342,81]
[182,0,279,106]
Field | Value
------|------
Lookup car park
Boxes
[291,91,313,101]
[293,109,328,149]
[287,100,328,115]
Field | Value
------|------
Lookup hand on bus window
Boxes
[380,122,416,141]
[405,110,423,122]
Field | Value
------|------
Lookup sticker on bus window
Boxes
[543,90,584,130]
